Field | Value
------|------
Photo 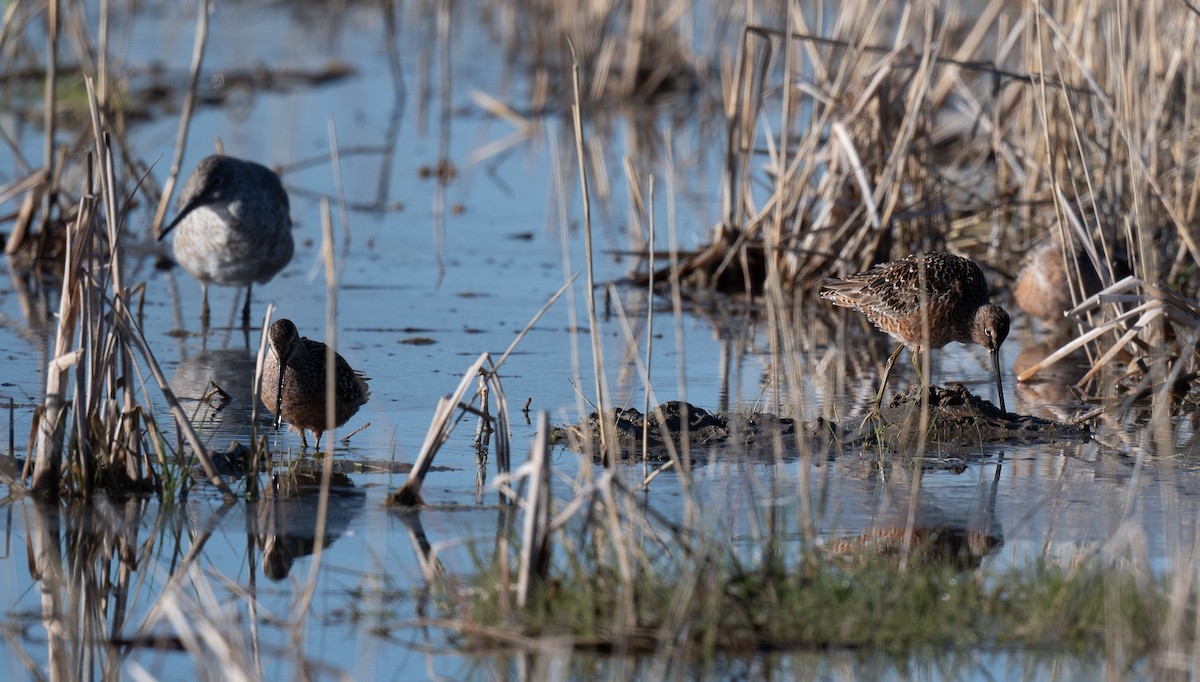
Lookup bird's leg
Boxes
[910,348,926,390]
[868,344,906,417]
[241,283,253,329]
[314,432,324,452]
[300,431,309,449]
[200,283,211,330]
[864,345,902,432]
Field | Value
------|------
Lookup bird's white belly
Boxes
[172,206,292,286]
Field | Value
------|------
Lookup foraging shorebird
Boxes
[261,319,371,449]
[821,252,1010,414]
[1014,238,1103,324]
[160,155,293,328]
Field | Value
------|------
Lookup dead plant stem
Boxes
[41,0,56,229]
[568,45,612,463]
[152,0,209,236]
[643,175,655,472]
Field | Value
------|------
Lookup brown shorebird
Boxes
[261,319,371,449]
[1014,238,1103,324]
[821,252,1010,413]
[160,155,293,328]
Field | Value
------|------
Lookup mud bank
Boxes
[554,385,1089,460]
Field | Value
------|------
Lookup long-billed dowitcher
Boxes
[160,155,294,328]
[1014,238,1103,324]
[261,319,371,449]
[821,252,1010,413]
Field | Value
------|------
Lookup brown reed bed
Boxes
[591,0,1200,423]
[422,0,1200,671]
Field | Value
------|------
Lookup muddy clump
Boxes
[552,400,839,462]
[855,383,1090,448]
[554,388,1089,461]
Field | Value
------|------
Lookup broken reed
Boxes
[26,149,162,497]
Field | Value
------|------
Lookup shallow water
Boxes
[1,1,1197,679]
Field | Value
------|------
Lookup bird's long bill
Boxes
[273,365,285,430]
[158,197,201,240]
[990,348,1007,414]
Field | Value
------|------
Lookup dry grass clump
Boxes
[21,87,232,501]
[618,1,1200,415]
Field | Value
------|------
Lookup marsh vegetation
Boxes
[2,0,1200,679]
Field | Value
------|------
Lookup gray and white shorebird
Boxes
[261,319,371,449]
[160,155,294,328]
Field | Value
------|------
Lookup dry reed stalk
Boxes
[643,174,655,471]
[605,285,689,476]
[40,0,57,231]
[760,8,803,446]
[662,129,696,492]
[474,370,490,449]
[29,192,89,495]
[96,0,109,104]
[292,195,339,640]
[389,272,574,508]
[389,353,490,506]
[598,472,638,641]
[484,356,512,476]
[568,44,615,464]
[0,169,50,253]
[516,412,552,607]
[248,303,274,487]
[322,214,338,455]
[151,0,209,237]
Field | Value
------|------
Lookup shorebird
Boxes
[821,252,1010,414]
[261,319,371,449]
[160,155,293,328]
[1014,237,1103,324]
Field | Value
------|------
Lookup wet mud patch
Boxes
[851,384,1090,449]
[554,387,1088,461]
[551,400,836,462]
